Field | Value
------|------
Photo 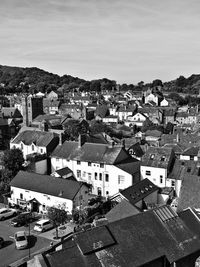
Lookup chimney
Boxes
[59,133,63,145]
[78,134,85,148]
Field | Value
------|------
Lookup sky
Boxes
[0,0,200,84]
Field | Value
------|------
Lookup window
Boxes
[105,174,109,182]
[88,173,91,180]
[88,162,91,166]
[150,154,155,160]
[99,173,102,181]
[145,170,151,176]
[160,176,163,184]
[40,149,43,153]
[83,171,86,177]
[100,163,104,168]
[21,143,23,150]
[32,144,34,151]
[77,160,81,165]
[171,180,175,187]
[161,156,165,162]
[106,191,109,195]
[190,155,194,160]
[77,170,81,178]
[20,193,23,200]
[94,172,98,180]
[118,175,125,184]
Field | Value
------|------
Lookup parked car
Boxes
[14,231,28,250]
[33,219,53,232]
[11,212,35,227]
[0,237,4,248]
[0,208,18,221]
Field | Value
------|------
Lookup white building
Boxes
[9,171,90,214]
[140,147,175,188]
[10,129,59,160]
[51,137,140,197]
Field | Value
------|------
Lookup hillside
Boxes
[0,64,200,95]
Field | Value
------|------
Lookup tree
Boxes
[152,79,163,87]
[63,119,89,140]
[2,148,24,178]
[47,206,68,239]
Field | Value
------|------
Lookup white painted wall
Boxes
[140,165,167,187]
[10,186,73,214]
[10,141,46,160]
[51,158,133,197]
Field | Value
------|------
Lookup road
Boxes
[0,215,51,267]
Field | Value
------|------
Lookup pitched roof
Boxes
[45,205,200,267]
[11,130,58,147]
[10,171,81,200]
[105,199,140,223]
[182,146,200,156]
[120,178,159,205]
[52,141,130,165]
[55,166,73,177]
[141,146,173,168]
[168,159,199,180]
[177,174,200,211]
[1,107,22,118]
[115,157,140,175]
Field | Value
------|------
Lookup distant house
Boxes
[160,98,169,107]
[46,90,58,100]
[8,171,90,214]
[102,115,118,124]
[180,146,199,161]
[59,104,84,120]
[125,112,147,127]
[10,130,59,160]
[1,107,22,123]
[43,99,60,114]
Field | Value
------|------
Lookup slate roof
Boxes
[43,99,60,107]
[105,199,140,223]
[55,167,73,177]
[182,146,200,156]
[11,130,58,147]
[141,146,173,168]
[168,159,199,180]
[120,178,159,205]
[10,171,81,200]
[177,174,200,211]
[1,107,22,118]
[44,205,200,267]
[115,158,140,175]
[52,141,130,165]
[95,104,108,118]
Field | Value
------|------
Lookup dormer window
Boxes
[150,154,155,160]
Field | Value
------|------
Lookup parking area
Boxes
[0,213,53,267]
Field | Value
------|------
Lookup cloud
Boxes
[0,0,200,83]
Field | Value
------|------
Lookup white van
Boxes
[34,219,53,232]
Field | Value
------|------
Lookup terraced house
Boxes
[51,135,140,197]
